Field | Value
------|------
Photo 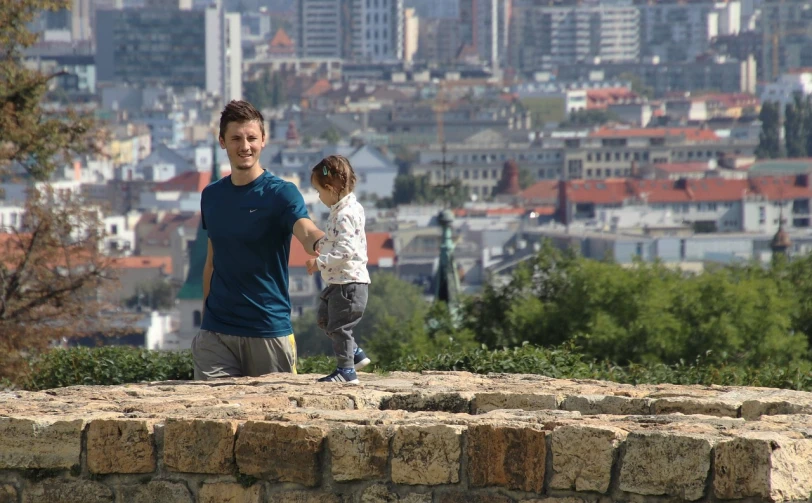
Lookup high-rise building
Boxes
[296,0,347,58]
[403,8,419,62]
[96,3,241,103]
[512,1,639,73]
[297,0,404,61]
[760,0,812,82]
[638,1,714,63]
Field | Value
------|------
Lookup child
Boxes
[306,155,372,384]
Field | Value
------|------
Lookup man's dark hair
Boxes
[219,100,265,139]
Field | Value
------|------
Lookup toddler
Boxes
[306,155,371,384]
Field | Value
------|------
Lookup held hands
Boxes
[305,258,319,275]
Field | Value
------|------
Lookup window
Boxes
[759,206,766,224]
[193,310,202,327]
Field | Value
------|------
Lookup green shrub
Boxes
[22,344,812,393]
[25,346,194,391]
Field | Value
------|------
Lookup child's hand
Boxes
[305,258,319,275]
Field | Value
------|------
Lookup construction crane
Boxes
[431,80,455,204]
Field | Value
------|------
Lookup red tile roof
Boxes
[111,256,173,274]
[586,88,638,109]
[590,127,718,141]
[153,171,211,193]
[519,180,559,204]
[302,79,332,98]
[269,28,293,49]
[750,175,812,200]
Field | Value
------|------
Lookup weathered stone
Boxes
[86,419,155,474]
[651,397,739,418]
[472,393,558,414]
[467,423,546,492]
[714,433,812,501]
[115,481,192,503]
[391,425,464,485]
[385,392,473,413]
[0,417,83,469]
[521,499,599,503]
[328,425,390,481]
[360,484,432,503]
[296,394,355,410]
[235,421,325,487]
[619,431,714,501]
[0,485,16,503]
[23,480,113,503]
[436,492,513,503]
[551,424,627,493]
[271,491,343,503]
[163,419,236,474]
[741,398,812,420]
[561,395,652,415]
[198,483,263,503]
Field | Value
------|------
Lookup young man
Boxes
[192,100,325,380]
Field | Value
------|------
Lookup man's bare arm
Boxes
[293,218,325,257]
[202,239,214,313]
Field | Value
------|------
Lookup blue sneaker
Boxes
[317,367,359,384]
[354,348,371,370]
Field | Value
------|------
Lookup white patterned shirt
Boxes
[316,192,370,285]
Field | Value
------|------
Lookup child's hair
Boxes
[311,155,357,196]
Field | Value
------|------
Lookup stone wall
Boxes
[2,372,812,503]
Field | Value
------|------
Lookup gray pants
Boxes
[317,283,368,369]
[192,330,297,380]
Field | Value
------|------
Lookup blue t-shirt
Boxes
[201,170,310,338]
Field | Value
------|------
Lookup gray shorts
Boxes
[192,329,297,380]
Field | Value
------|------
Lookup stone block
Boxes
[436,493,512,503]
[271,491,343,503]
[23,480,113,503]
[741,398,812,420]
[472,393,558,414]
[235,421,325,487]
[467,424,546,492]
[551,424,627,493]
[360,484,432,503]
[0,417,83,469]
[0,485,16,503]
[391,425,464,485]
[651,397,739,418]
[619,431,714,501]
[87,419,155,474]
[714,433,812,501]
[385,392,473,413]
[296,394,354,410]
[560,395,652,416]
[163,419,236,474]
[328,425,390,481]
[198,483,263,503]
[115,481,192,503]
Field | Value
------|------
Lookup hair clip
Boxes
[322,165,329,176]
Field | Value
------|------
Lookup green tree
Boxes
[618,72,654,98]
[756,101,782,159]
[320,127,341,145]
[124,280,176,310]
[391,174,469,208]
[784,92,807,157]
[561,109,619,127]
[518,167,534,190]
[0,0,116,382]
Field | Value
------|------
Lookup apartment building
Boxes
[96,4,241,103]
[760,0,812,82]
[410,126,758,198]
[510,1,639,72]
[297,0,404,62]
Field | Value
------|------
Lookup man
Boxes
[193,100,324,379]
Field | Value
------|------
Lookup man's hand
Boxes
[305,258,319,275]
[293,218,325,257]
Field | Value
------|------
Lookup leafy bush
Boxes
[21,344,812,392]
[25,347,194,391]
